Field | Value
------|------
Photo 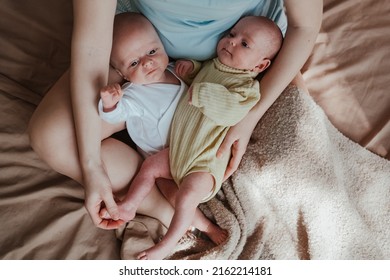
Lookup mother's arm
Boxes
[219,0,323,180]
[70,0,121,226]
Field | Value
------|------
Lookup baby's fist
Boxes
[100,83,123,112]
[175,60,194,79]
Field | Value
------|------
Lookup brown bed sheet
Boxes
[0,0,120,259]
[0,0,389,259]
[302,0,390,159]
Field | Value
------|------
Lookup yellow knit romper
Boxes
[169,58,260,202]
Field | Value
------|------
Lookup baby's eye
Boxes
[241,41,249,48]
[227,32,234,38]
[148,49,157,55]
[130,60,139,68]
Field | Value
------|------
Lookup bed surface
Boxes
[0,0,389,259]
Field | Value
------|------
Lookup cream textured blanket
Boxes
[120,86,390,260]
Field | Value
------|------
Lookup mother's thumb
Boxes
[217,136,235,158]
[103,196,119,221]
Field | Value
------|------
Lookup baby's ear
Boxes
[253,59,271,73]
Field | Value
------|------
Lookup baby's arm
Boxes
[191,81,260,126]
[100,83,123,112]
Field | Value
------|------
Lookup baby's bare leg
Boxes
[138,172,214,260]
[157,178,228,245]
[114,148,172,222]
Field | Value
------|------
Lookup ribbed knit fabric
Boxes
[169,58,260,201]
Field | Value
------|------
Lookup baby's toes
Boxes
[137,251,148,260]
[99,209,111,219]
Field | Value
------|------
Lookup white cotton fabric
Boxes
[99,66,187,157]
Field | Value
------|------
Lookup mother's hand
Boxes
[218,115,256,181]
[83,165,125,229]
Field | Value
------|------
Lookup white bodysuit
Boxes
[99,65,187,157]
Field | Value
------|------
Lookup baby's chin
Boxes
[217,55,235,68]
[219,59,248,71]
[217,51,245,70]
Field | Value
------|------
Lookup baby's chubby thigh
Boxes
[171,149,230,203]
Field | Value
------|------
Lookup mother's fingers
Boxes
[217,132,236,159]
[223,140,244,181]
[98,218,125,230]
[101,192,120,221]
[85,193,105,227]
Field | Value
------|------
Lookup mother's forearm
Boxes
[71,96,104,173]
[69,54,111,172]
[250,25,321,125]
[69,0,116,172]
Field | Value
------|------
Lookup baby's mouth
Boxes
[222,48,232,56]
[147,68,158,75]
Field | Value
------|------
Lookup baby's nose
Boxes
[143,58,154,67]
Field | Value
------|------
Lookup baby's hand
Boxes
[175,60,194,79]
[100,83,123,112]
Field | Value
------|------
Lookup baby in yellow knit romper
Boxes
[116,15,283,260]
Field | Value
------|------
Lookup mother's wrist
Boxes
[80,157,104,175]
[245,108,263,129]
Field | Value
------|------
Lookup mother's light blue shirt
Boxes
[116,0,287,61]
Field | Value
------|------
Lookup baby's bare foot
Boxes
[117,202,137,221]
[136,243,173,260]
[204,223,228,245]
[137,251,148,260]
[99,202,137,222]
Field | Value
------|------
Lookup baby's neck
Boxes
[160,69,180,85]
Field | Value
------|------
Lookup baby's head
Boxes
[110,12,169,84]
[217,16,283,73]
